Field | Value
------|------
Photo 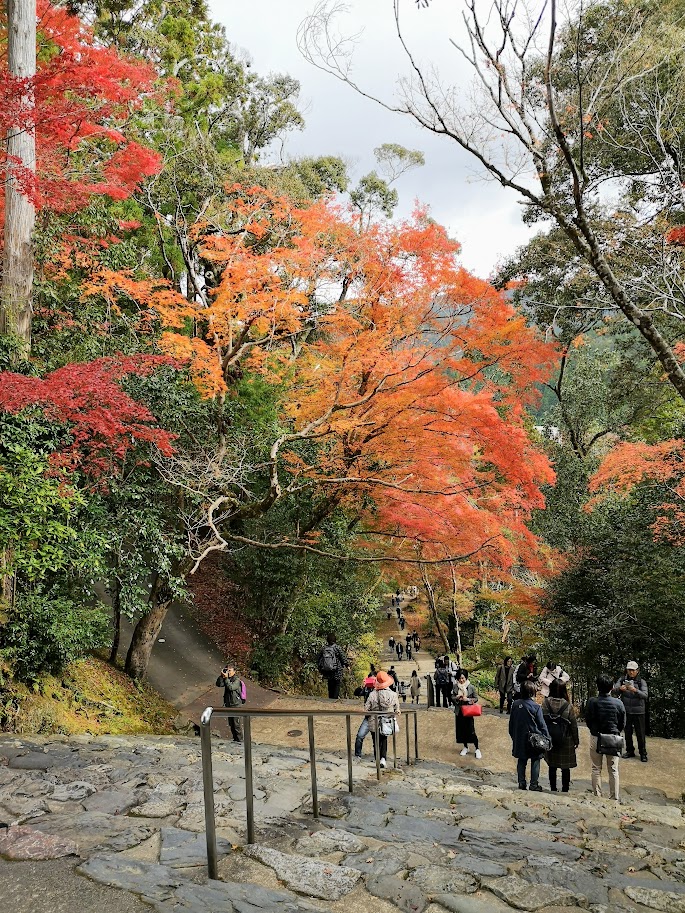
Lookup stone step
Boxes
[1,733,684,913]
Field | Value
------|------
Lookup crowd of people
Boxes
[317,629,649,800]
[490,653,648,798]
[306,589,651,799]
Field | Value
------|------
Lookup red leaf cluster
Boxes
[0,1,163,218]
[0,355,178,478]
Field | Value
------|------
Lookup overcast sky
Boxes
[209,0,536,279]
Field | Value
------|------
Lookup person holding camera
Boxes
[613,660,649,762]
[216,663,245,742]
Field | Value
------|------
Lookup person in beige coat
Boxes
[364,670,400,768]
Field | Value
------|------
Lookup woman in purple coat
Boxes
[509,681,550,791]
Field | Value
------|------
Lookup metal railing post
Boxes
[414,711,419,760]
[243,715,255,845]
[346,715,353,793]
[392,722,397,769]
[200,705,405,860]
[200,708,219,880]
[308,715,319,818]
[374,725,381,780]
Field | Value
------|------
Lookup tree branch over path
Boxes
[298,0,685,401]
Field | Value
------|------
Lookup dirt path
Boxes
[118,602,280,734]
[129,593,685,801]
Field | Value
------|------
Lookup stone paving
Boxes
[2,733,685,912]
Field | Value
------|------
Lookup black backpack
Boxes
[544,710,570,749]
[317,645,337,674]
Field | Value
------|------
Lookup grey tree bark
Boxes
[1,0,36,351]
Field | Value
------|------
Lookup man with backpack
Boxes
[317,633,348,699]
[434,660,452,708]
[613,661,649,762]
[216,663,246,742]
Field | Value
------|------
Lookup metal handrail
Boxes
[200,705,420,879]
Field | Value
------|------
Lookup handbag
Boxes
[597,732,624,756]
[526,707,552,753]
[380,716,394,736]
[460,703,482,717]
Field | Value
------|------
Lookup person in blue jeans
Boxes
[354,716,370,759]
[509,681,550,791]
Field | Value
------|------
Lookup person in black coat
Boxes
[317,633,348,699]
[586,673,626,800]
[509,681,550,791]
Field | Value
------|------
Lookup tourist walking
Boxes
[388,635,395,653]
[396,641,404,661]
[215,663,245,742]
[539,660,570,698]
[399,615,406,631]
[406,643,413,662]
[434,660,452,708]
[514,654,538,696]
[410,669,421,704]
[413,632,420,651]
[495,656,515,713]
[353,673,376,760]
[509,681,550,791]
[388,665,399,690]
[613,661,648,762]
[316,633,348,699]
[542,679,579,792]
[365,670,400,769]
[453,670,482,758]
[586,673,626,800]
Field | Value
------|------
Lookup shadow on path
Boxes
[118,602,280,729]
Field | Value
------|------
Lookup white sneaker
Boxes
[379,758,387,768]
[475,749,482,760]
[460,747,469,756]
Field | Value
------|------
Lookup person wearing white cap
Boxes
[613,661,649,762]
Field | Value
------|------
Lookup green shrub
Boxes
[1,590,110,681]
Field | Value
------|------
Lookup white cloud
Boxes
[209,0,536,278]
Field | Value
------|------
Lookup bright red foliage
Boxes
[0,355,177,477]
[0,1,162,215]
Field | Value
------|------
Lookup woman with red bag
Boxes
[452,670,482,759]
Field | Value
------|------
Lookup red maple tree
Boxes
[0,355,177,479]
[0,0,163,217]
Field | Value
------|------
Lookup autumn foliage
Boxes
[590,440,685,543]
[0,356,177,478]
[82,186,558,576]
[0,1,162,218]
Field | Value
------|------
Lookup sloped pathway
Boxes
[2,733,685,912]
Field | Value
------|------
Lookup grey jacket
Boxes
[495,663,514,694]
[364,687,400,733]
[216,674,242,708]
[613,675,648,715]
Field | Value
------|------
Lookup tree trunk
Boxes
[419,563,450,654]
[1,0,36,350]
[0,550,15,614]
[448,561,463,667]
[109,577,122,664]
[124,576,172,680]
